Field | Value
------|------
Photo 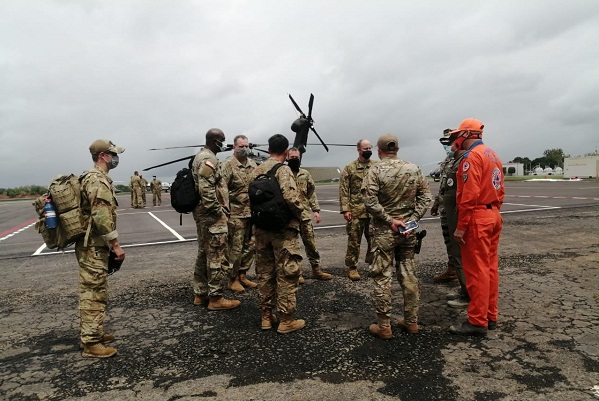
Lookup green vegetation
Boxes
[511,148,566,171]
[0,185,47,198]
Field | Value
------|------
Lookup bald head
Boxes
[205,128,226,153]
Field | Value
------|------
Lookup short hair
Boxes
[92,153,100,162]
[268,134,289,155]
[233,135,248,145]
[288,147,300,153]
[205,128,224,142]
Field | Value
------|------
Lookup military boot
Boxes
[348,268,361,281]
[449,320,487,336]
[433,266,457,283]
[82,343,117,358]
[193,294,209,306]
[79,333,115,349]
[207,296,241,311]
[239,273,257,288]
[261,309,278,330]
[397,319,419,334]
[369,314,392,339]
[228,277,245,292]
[312,267,333,280]
[277,313,305,334]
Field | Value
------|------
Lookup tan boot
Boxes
[239,273,257,288]
[433,266,457,283]
[369,314,393,339]
[82,342,117,358]
[228,277,245,292]
[298,275,305,284]
[79,333,115,349]
[261,309,278,330]
[348,268,361,281]
[277,313,305,334]
[193,295,209,306]
[312,267,333,280]
[397,319,419,334]
[207,296,241,311]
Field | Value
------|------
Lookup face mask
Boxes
[235,148,250,158]
[443,145,452,155]
[107,154,119,170]
[362,151,372,160]
[215,139,229,152]
[287,158,301,172]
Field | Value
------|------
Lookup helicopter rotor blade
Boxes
[309,126,329,152]
[143,155,194,171]
[148,145,202,150]
[288,94,305,117]
[253,148,270,155]
[306,143,355,147]
[307,93,314,121]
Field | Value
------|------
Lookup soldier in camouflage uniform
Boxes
[130,171,142,208]
[431,129,459,283]
[139,174,148,207]
[151,175,162,206]
[220,134,258,292]
[192,128,239,311]
[287,147,333,282]
[77,139,125,358]
[362,133,432,339]
[339,139,376,281]
[250,134,306,334]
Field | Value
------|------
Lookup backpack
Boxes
[170,161,200,224]
[33,173,91,250]
[248,163,292,231]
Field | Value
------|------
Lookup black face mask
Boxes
[287,158,301,172]
[362,151,372,160]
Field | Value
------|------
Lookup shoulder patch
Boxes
[199,161,216,178]
[462,161,470,172]
[463,174,468,183]
[447,177,454,187]
[492,167,502,190]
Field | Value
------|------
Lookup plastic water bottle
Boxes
[44,197,58,229]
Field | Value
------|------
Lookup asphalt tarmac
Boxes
[1,180,598,400]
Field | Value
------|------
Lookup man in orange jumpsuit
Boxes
[447,118,505,336]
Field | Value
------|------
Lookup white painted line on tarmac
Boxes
[503,202,557,209]
[33,243,47,256]
[0,220,37,242]
[148,212,185,241]
[32,238,198,256]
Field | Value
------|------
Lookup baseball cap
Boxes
[449,118,484,136]
[376,133,399,151]
[89,139,125,155]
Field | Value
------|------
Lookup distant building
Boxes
[563,155,599,178]
[502,162,524,176]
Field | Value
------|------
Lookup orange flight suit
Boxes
[456,140,505,327]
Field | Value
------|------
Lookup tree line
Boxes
[510,148,566,171]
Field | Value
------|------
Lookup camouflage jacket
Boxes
[80,166,118,248]
[250,157,304,230]
[130,175,141,189]
[220,155,257,218]
[339,159,376,218]
[432,152,466,210]
[192,148,229,221]
[362,156,432,231]
[151,179,162,192]
[294,167,319,222]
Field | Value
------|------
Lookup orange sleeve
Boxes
[456,151,482,231]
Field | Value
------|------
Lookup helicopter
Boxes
[143,93,354,172]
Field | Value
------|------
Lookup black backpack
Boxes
[170,161,200,223]
[249,163,292,231]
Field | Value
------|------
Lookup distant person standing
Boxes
[130,171,142,209]
[192,128,239,311]
[362,133,432,339]
[220,134,258,292]
[447,119,505,336]
[287,147,333,282]
[78,139,125,358]
[339,139,376,281]
[151,175,162,206]
[139,175,148,208]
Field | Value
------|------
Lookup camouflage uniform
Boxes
[439,152,468,297]
[294,167,321,270]
[130,174,142,208]
[362,157,432,323]
[75,166,119,345]
[339,159,376,268]
[192,148,230,297]
[151,178,162,206]
[139,176,148,207]
[220,155,257,280]
[250,158,304,314]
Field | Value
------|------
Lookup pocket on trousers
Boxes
[474,217,495,239]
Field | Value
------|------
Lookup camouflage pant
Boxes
[440,204,460,270]
[141,189,146,205]
[132,187,143,207]
[345,217,373,268]
[254,227,302,314]
[227,217,255,279]
[369,231,419,323]
[442,194,468,298]
[299,219,320,269]
[194,217,229,297]
[152,191,161,206]
[75,242,109,345]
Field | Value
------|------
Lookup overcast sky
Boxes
[1,0,597,187]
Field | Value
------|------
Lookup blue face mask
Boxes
[443,145,452,155]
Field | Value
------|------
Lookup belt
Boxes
[475,204,496,210]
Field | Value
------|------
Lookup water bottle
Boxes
[44,197,58,229]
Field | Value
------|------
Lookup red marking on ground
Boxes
[0,218,37,238]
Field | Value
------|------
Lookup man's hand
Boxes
[390,218,405,233]
[453,228,466,245]
[343,212,352,222]
[313,212,321,223]
[112,243,125,261]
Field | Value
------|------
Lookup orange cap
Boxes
[449,118,484,135]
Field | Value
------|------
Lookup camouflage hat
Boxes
[376,133,399,152]
[89,139,125,155]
